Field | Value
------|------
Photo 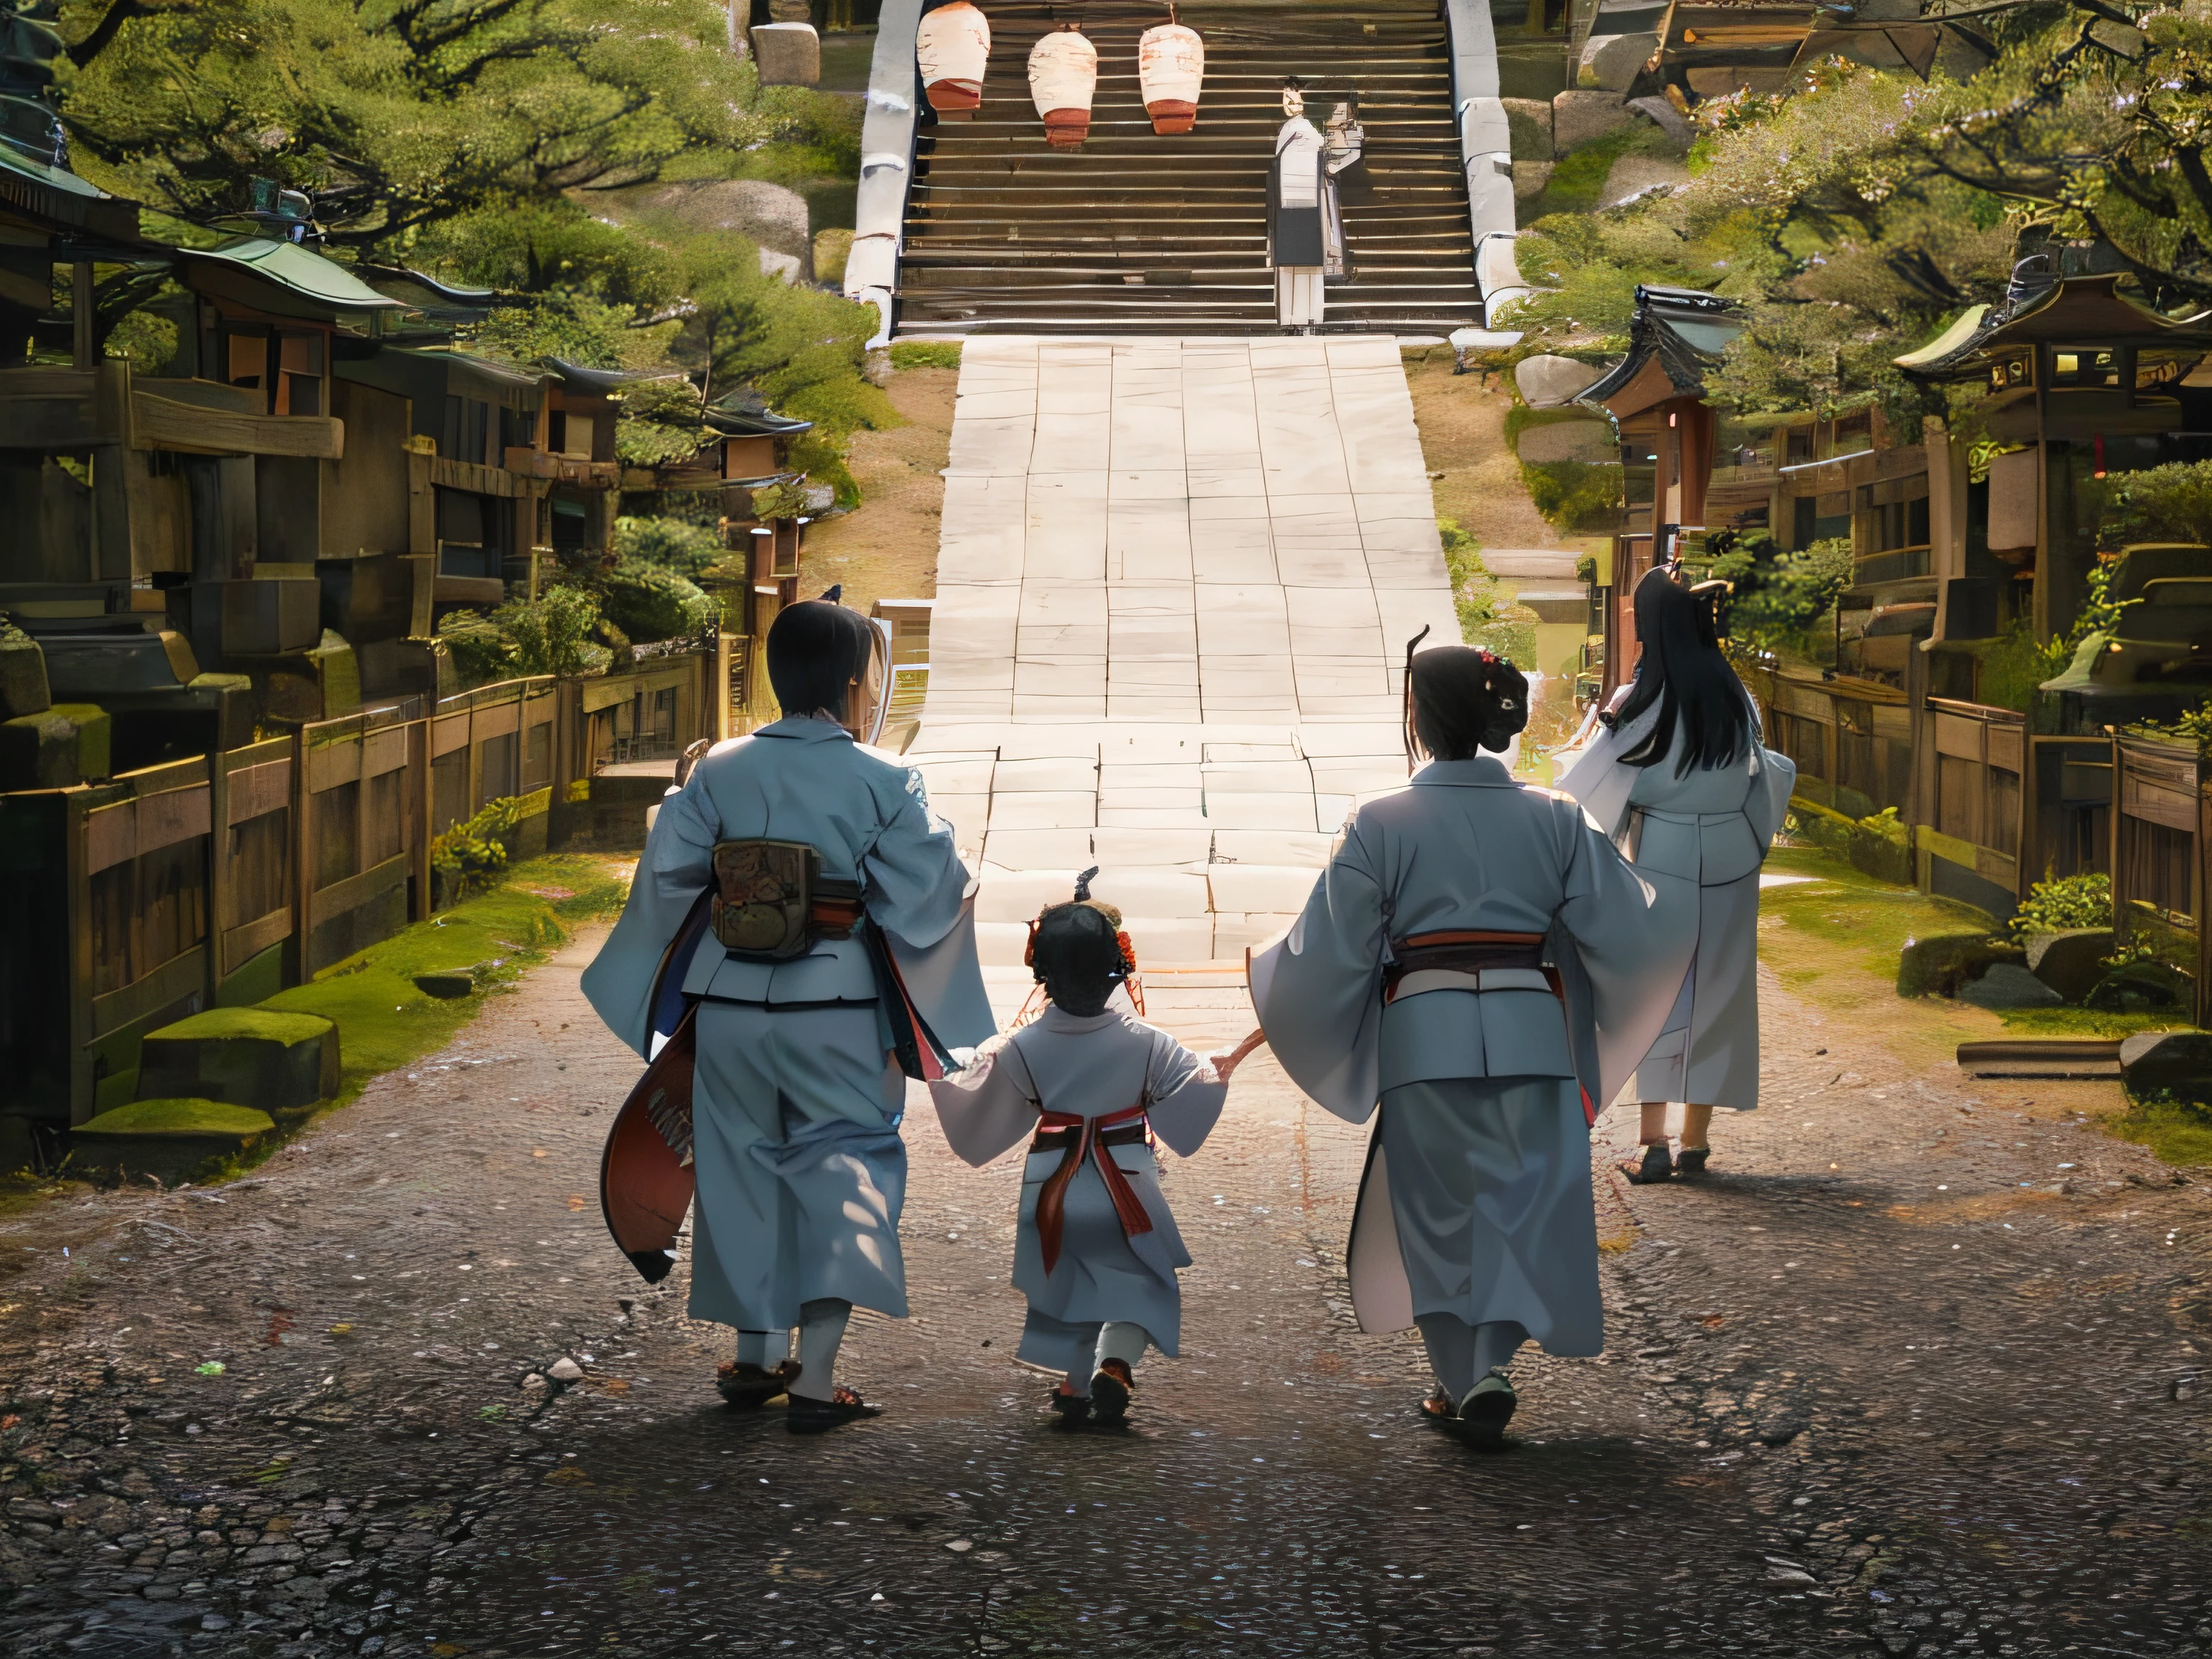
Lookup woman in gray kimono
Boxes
[1555,570,1795,1183]
[1251,644,1693,1445]
[1269,84,1340,328]
[582,599,992,1433]
[930,899,1245,1428]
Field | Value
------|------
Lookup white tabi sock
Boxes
[787,1299,852,1401]
[734,1329,781,1370]
[1094,1321,1149,1377]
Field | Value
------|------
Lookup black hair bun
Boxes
[1408,644,1530,759]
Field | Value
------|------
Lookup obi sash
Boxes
[1382,929,1563,1003]
[1029,1100,1152,1275]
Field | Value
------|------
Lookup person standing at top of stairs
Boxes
[1269,84,1338,332]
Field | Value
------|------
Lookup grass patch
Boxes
[261,853,629,1109]
[145,1007,331,1045]
[1527,125,1678,218]
[2109,1094,2212,1168]
[76,1099,272,1138]
[889,340,962,370]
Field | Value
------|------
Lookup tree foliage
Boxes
[2099,459,2212,552]
[55,0,768,248]
[1712,532,1854,657]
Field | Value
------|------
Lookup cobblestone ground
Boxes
[1,932,2206,1658]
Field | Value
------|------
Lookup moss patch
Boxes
[1757,845,2009,1073]
[259,853,628,1108]
[77,1099,274,1138]
[2108,1095,2212,1169]
[145,1007,333,1047]
[889,340,961,370]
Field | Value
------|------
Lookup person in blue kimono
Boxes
[1251,644,1694,1447]
[929,897,1246,1428]
[581,598,992,1433]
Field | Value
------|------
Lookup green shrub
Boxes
[1712,531,1852,658]
[1521,459,1624,531]
[614,516,725,575]
[2125,703,2212,752]
[1787,796,1914,886]
[431,797,526,896]
[1473,605,1539,671]
[436,587,609,687]
[2096,459,2212,552]
[2009,871,2112,938]
[889,341,963,369]
[597,563,719,644]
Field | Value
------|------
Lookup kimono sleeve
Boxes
[1548,804,1697,1110]
[1553,705,1657,844]
[927,1037,1041,1168]
[861,765,973,950]
[1248,822,1388,1124]
[1744,745,1798,854]
[863,765,997,1052]
[580,777,716,1058]
[1144,1028,1227,1158]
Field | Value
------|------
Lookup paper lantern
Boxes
[917,0,990,118]
[1138,22,1204,135]
[1028,27,1097,150]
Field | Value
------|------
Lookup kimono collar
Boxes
[754,714,855,744]
[1036,1004,1121,1034]
[1411,756,1516,787]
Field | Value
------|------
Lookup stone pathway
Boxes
[911,336,1461,976]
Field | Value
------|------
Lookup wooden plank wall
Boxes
[5,655,714,1126]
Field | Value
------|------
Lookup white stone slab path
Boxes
[909,336,1467,984]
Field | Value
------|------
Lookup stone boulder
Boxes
[136,1008,340,1120]
[1897,931,2024,999]
[0,702,109,789]
[0,622,49,718]
[1515,354,1606,408]
[73,1099,276,1186]
[1511,161,1555,202]
[2119,1029,2212,1100]
[1601,153,1692,209]
[750,22,819,87]
[596,179,814,279]
[2087,958,2192,1015]
[1960,963,2066,1011]
[2023,928,2115,1004]
[1502,97,1554,160]
[1576,32,1658,94]
[1626,94,1694,153]
[1553,91,1637,153]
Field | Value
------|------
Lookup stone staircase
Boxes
[896,0,1483,336]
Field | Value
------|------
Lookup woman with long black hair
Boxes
[1557,567,1797,1182]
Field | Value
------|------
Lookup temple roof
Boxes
[1895,275,2212,379]
[1579,285,1743,417]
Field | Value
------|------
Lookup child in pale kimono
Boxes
[1251,644,1694,1446]
[930,899,1247,1426]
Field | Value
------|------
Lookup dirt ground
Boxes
[2,843,2208,1658]
[794,364,958,615]
[1402,347,1582,552]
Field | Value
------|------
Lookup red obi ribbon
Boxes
[1030,1100,1152,1275]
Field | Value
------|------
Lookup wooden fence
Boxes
[2113,734,2208,1026]
[0,651,713,1129]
